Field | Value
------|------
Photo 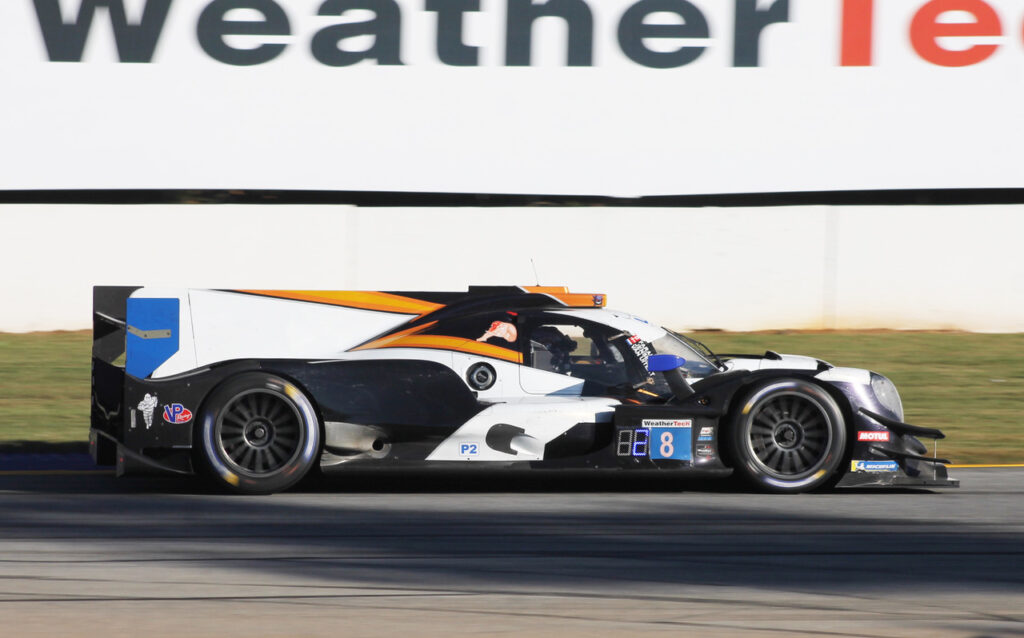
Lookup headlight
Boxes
[870,373,904,421]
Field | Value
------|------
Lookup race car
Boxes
[90,285,958,494]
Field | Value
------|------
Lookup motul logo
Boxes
[858,431,891,442]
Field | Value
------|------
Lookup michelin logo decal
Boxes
[851,460,899,473]
[136,393,158,429]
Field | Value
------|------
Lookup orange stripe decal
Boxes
[350,322,438,352]
[237,290,444,315]
[359,334,523,364]
[522,286,606,307]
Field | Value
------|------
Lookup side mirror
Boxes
[646,354,695,399]
[647,354,687,372]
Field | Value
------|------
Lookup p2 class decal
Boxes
[851,460,900,473]
[163,403,193,424]
[642,419,693,461]
[858,430,892,442]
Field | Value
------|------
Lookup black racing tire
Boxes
[727,378,847,494]
[197,372,321,495]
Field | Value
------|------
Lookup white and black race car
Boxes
[90,285,957,494]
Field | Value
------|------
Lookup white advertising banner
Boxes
[1,0,1022,195]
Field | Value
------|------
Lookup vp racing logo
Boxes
[163,403,193,424]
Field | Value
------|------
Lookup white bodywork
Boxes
[725,354,872,386]
[142,289,417,379]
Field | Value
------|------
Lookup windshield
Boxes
[670,331,722,366]
[517,310,722,399]
[650,333,720,379]
[622,332,720,398]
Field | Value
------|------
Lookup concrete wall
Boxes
[1,204,1021,332]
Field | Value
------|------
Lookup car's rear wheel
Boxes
[727,379,847,493]
[197,372,320,494]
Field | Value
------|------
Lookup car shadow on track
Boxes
[0,470,744,495]
[0,468,941,496]
[0,473,1012,596]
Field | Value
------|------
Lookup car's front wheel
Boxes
[197,372,321,494]
[727,378,847,493]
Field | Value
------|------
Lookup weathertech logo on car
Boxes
[641,419,692,428]
[858,431,891,442]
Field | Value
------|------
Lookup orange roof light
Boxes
[521,286,606,308]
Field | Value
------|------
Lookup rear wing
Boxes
[92,286,138,367]
[90,286,140,461]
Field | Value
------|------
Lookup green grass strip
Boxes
[0,331,91,446]
[0,330,1020,464]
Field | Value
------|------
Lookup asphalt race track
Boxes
[1,467,1022,637]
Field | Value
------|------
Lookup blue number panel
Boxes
[643,419,692,461]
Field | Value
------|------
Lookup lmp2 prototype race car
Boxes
[90,285,958,494]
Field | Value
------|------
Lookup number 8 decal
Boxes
[660,431,674,457]
[646,423,691,460]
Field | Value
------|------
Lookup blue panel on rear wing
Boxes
[126,298,179,379]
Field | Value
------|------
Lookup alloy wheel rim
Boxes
[215,389,303,476]
[746,392,832,480]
